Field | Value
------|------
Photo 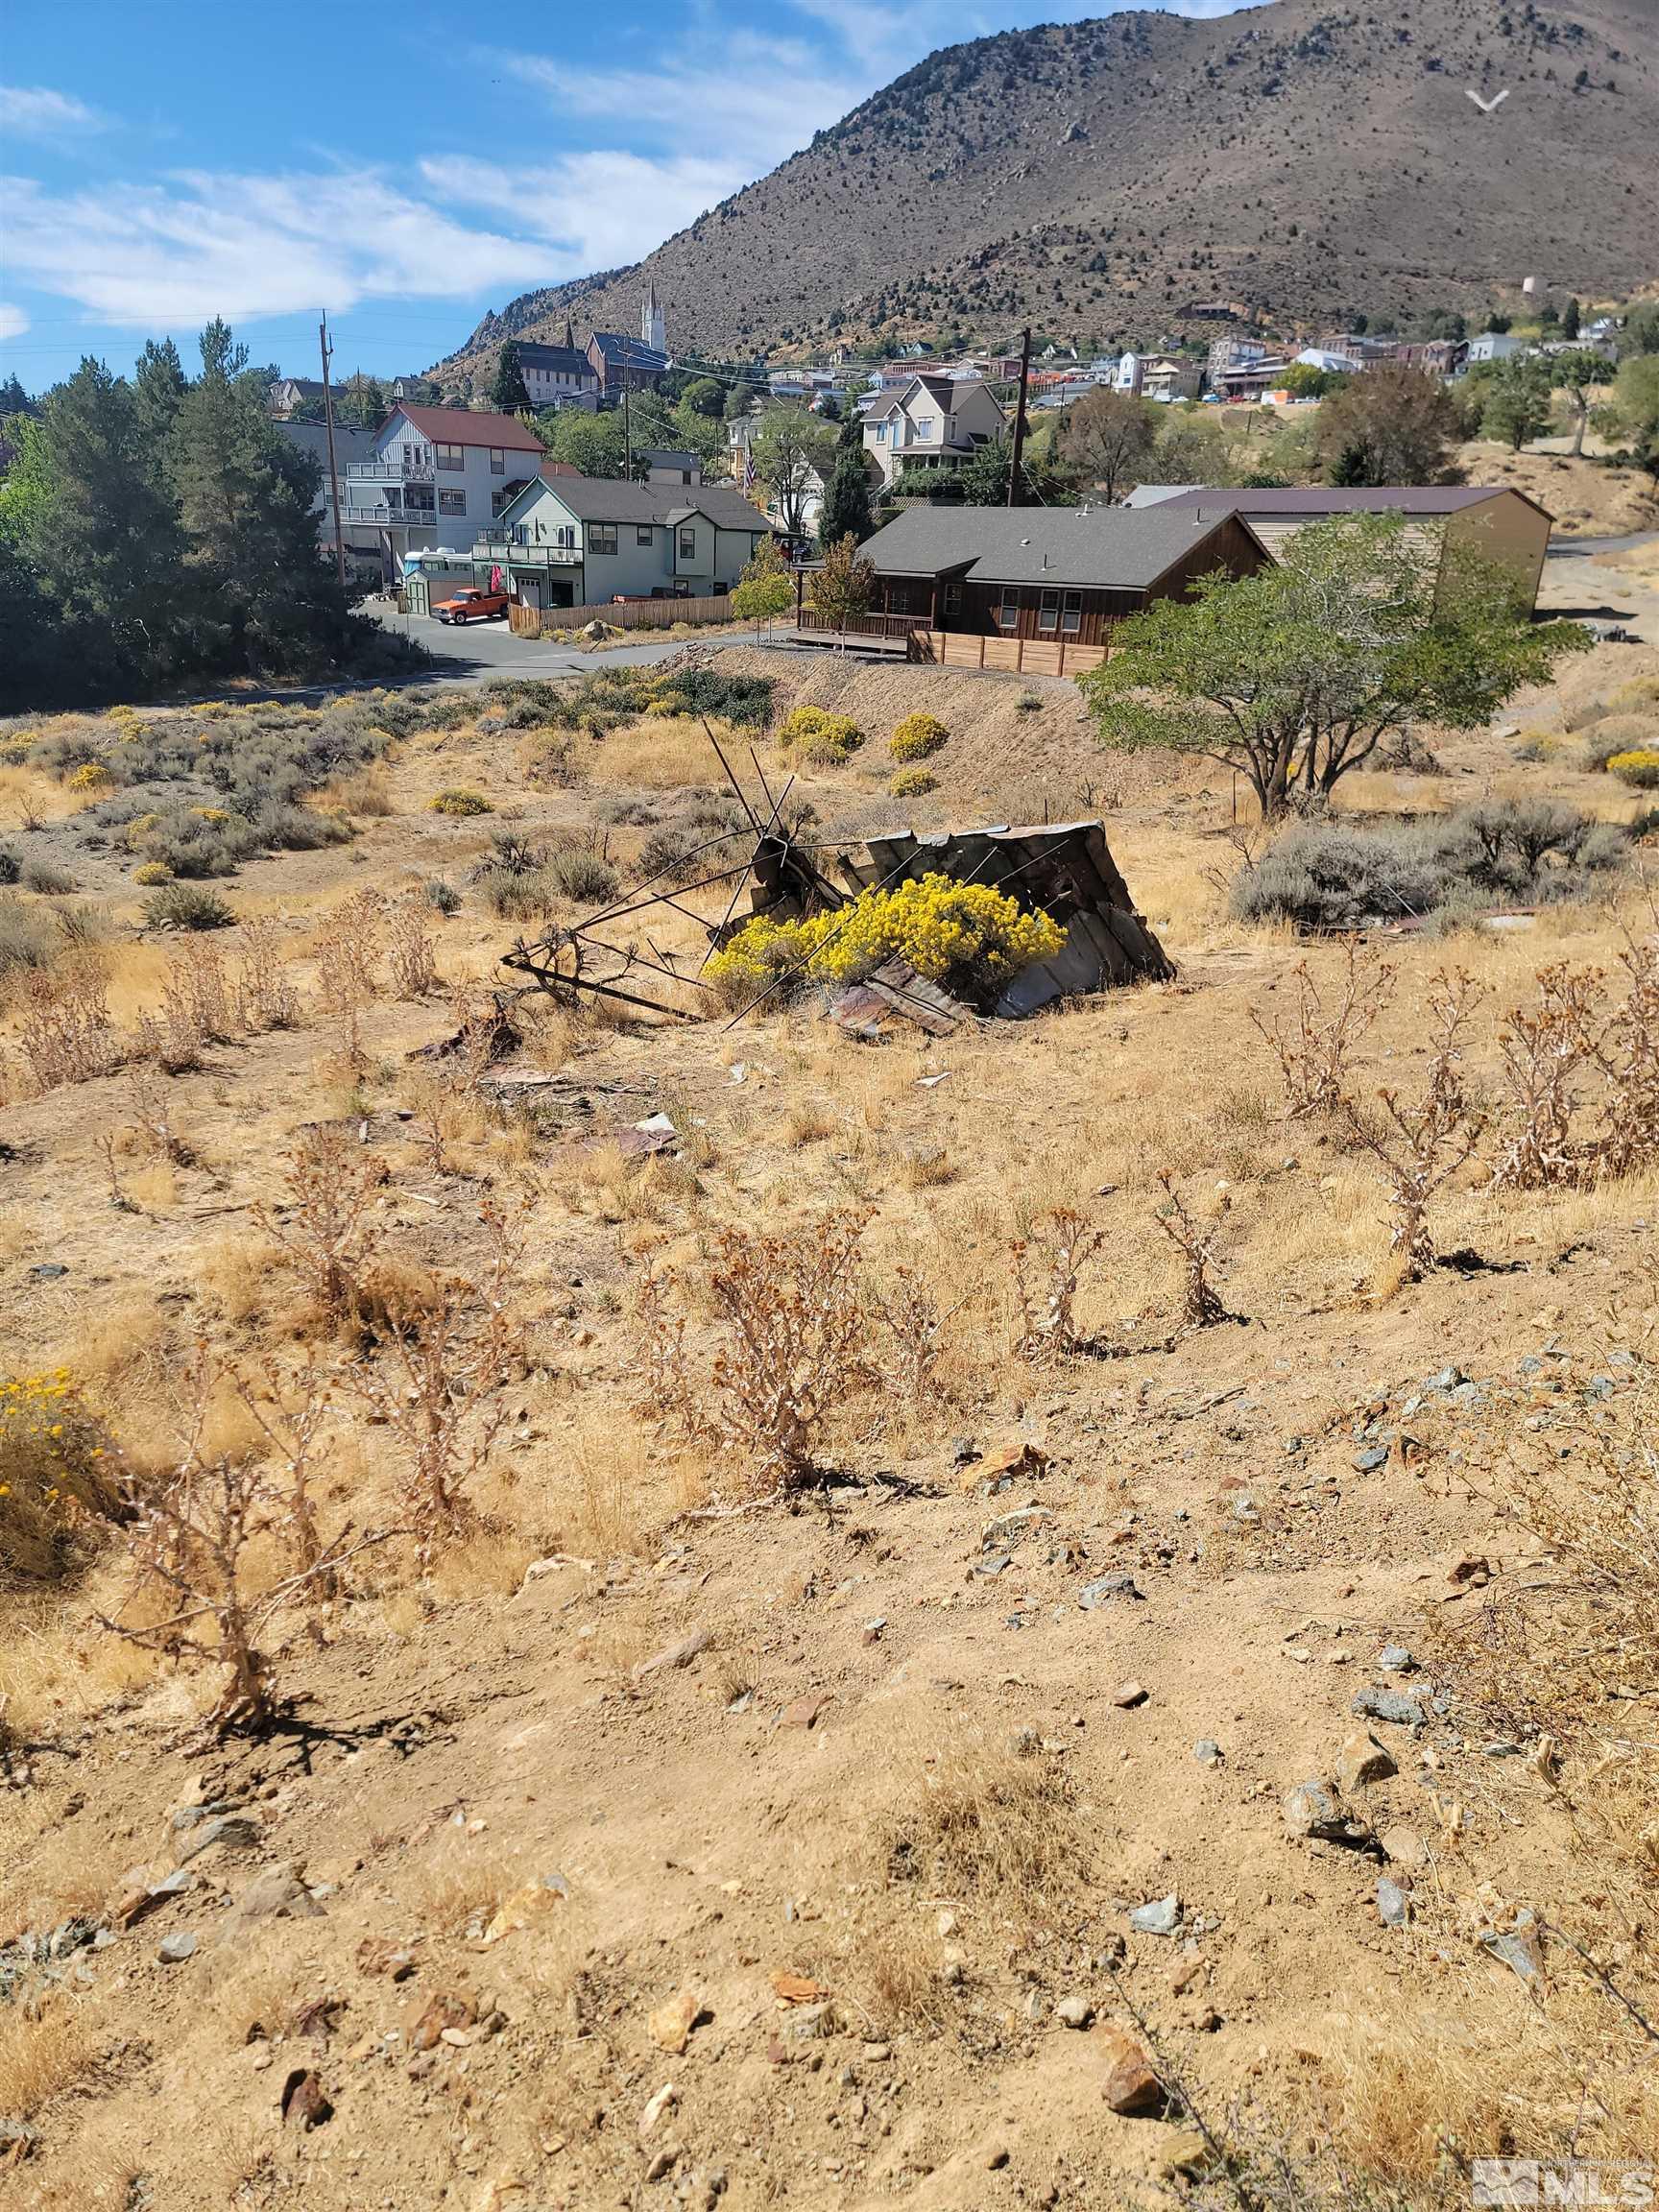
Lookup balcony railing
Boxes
[343,458,435,486]
[474,535,582,565]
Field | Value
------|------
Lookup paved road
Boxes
[369,603,713,681]
[1546,529,1659,560]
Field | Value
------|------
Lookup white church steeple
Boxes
[641,281,665,355]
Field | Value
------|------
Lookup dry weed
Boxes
[255,1123,387,1332]
[1252,940,1397,1119]
[1011,1206,1110,1360]
[1154,1169,1228,1326]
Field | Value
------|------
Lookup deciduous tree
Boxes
[1314,362,1464,486]
[1059,388,1156,501]
[754,404,835,541]
[1480,356,1555,451]
[1079,513,1591,819]
[807,533,875,633]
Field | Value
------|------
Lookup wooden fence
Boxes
[510,594,736,638]
[906,631,1110,676]
[797,609,919,641]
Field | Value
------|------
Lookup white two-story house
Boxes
[861,375,1005,491]
[453,472,773,616]
[336,404,547,585]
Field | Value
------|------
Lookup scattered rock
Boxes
[1112,1681,1148,1709]
[1377,1879,1410,1927]
[1378,1644,1417,1673]
[1129,1894,1179,1936]
[1155,2126,1217,2180]
[639,2084,680,2138]
[411,1992,477,2053]
[1353,1446,1389,1472]
[649,1989,705,2057]
[1334,1731,1398,1792]
[771,1971,829,2006]
[280,2068,333,2130]
[780,1694,830,1731]
[1055,1994,1094,2029]
[1352,1685,1427,1728]
[1099,2031,1165,2116]
[1479,1913,1544,1985]
[482,1875,568,1946]
[1079,1574,1142,1609]
[1010,1723,1041,1758]
[356,1936,417,1981]
[176,1812,261,1863]
[28,1262,68,1281]
[1192,1739,1223,1767]
[1380,1824,1430,1869]
[156,1930,197,1964]
[984,2142,1011,2171]
[635,1627,711,1679]
[1282,1780,1374,1850]
[1232,1495,1262,1525]
[644,2147,678,2183]
[230,1864,324,1926]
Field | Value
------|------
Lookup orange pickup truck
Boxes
[432,587,508,626]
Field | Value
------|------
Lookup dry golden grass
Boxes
[594,714,746,789]
[0,1991,100,2115]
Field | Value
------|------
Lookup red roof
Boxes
[391,403,544,453]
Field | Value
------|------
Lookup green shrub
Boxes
[429,787,493,817]
[0,848,18,887]
[0,898,60,983]
[1014,691,1044,713]
[890,712,949,763]
[142,881,234,931]
[1232,801,1625,931]
[891,769,939,798]
[424,877,462,914]
[1581,712,1659,772]
[779,705,864,766]
[20,856,76,896]
[542,847,620,904]
[637,795,750,886]
[1608,748,1659,789]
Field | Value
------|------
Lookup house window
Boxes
[488,448,505,475]
[998,593,1020,633]
[436,444,465,472]
[913,418,932,440]
[1062,590,1082,636]
[403,487,434,516]
[589,523,617,555]
[682,469,692,485]
[439,490,467,517]
[942,581,963,619]
[1038,590,1059,634]
[678,526,697,560]
[637,525,653,546]
[874,421,888,443]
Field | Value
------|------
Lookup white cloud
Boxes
[0,169,568,327]
[506,39,867,171]
[0,301,29,342]
[420,150,747,275]
[0,84,104,139]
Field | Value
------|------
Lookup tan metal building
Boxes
[1153,486,1554,613]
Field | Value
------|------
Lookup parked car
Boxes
[433,587,508,625]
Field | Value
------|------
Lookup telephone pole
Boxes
[1006,326,1032,508]
[621,334,633,480]
[318,312,347,589]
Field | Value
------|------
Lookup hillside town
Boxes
[5,5,1659,2209]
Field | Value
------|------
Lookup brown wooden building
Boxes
[854,504,1270,648]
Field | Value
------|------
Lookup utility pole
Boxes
[1006,326,1032,508]
[622,334,633,481]
[318,312,347,589]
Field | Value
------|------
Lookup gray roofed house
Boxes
[1152,484,1553,611]
[638,446,703,486]
[849,501,1270,651]
[275,418,382,568]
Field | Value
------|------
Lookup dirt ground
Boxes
[2,616,1658,2211]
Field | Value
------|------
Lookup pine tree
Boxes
[817,442,874,550]
[132,338,187,466]
[21,356,190,691]
[491,342,532,415]
[170,319,349,673]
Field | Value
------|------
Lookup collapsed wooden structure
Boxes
[500,728,1172,1034]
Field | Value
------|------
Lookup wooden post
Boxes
[318,312,347,590]
[1007,326,1032,509]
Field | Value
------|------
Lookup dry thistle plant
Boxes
[316,888,384,1070]
[869,1262,967,1408]
[637,1215,871,1494]
[100,1358,357,1735]
[1011,1207,1109,1361]
[388,897,441,999]
[256,1123,387,1332]
[1488,962,1603,1191]
[15,960,124,1091]
[126,1063,193,1166]
[1338,969,1488,1281]
[233,917,301,1033]
[346,1196,525,1561]
[1588,933,1659,1182]
[1153,1170,1227,1326]
[230,1357,338,1596]
[1250,939,1396,1119]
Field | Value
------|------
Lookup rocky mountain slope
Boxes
[436,0,1659,386]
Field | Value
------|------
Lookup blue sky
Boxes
[1,0,1259,393]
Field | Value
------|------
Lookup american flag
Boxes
[741,445,756,493]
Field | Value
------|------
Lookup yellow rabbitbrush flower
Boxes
[0,1370,124,1583]
[707,874,1064,1008]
